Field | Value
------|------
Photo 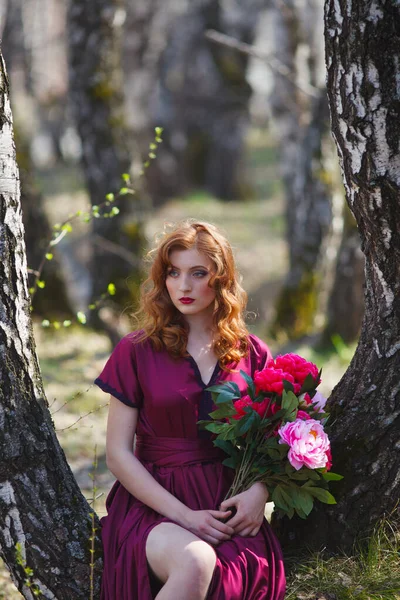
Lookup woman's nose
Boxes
[179,275,192,292]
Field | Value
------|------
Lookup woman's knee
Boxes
[183,540,217,581]
[146,523,216,584]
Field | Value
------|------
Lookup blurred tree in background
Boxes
[68,0,146,342]
[123,0,263,205]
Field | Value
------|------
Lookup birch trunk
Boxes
[68,0,144,315]
[276,0,400,551]
[0,52,101,599]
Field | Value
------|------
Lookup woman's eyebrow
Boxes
[168,264,209,270]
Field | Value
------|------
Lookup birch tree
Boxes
[0,52,101,599]
[68,0,144,325]
[277,0,400,551]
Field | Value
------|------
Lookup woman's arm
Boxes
[106,396,234,545]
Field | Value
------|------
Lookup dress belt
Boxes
[135,434,226,467]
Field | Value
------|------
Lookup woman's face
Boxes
[165,248,216,318]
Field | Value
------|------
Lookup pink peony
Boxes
[301,391,327,412]
[311,390,327,412]
[254,368,299,395]
[271,354,320,387]
[232,395,253,420]
[277,418,331,471]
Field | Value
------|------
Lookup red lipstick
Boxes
[179,297,195,304]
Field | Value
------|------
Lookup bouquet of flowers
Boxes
[198,353,342,519]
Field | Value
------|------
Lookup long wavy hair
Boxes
[134,220,250,368]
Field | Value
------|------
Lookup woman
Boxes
[95,220,286,600]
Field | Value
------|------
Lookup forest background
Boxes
[0,0,399,598]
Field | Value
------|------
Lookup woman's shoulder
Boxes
[247,333,273,362]
[114,330,153,355]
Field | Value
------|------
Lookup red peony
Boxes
[296,410,311,420]
[325,448,332,471]
[252,398,280,419]
[232,395,253,420]
[271,354,320,387]
[254,368,300,395]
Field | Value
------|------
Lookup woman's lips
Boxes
[179,298,195,304]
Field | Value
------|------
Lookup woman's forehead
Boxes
[168,247,213,268]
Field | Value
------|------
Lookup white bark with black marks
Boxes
[0,52,102,599]
[276,0,400,551]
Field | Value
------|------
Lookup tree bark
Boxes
[68,0,144,317]
[275,0,400,552]
[322,204,365,345]
[0,52,102,599]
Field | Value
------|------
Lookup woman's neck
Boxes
[183,311,214,341]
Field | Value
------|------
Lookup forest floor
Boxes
[0,131,367,599]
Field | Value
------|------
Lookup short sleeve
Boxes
[248,334,273,374]
[94,334,144,408]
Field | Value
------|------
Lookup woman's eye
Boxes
[193,271,207,278]
[167,269,179,277]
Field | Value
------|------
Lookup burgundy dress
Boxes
[95,331,286,600]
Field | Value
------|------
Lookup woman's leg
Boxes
[146,523,217,600]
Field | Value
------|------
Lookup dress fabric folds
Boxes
[95,331,286,600]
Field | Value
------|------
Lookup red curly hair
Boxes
[134,220,250,368]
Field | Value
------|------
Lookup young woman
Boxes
[95,220,286,600]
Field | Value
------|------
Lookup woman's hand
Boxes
[183,509,234,546]
[219,482,269,538]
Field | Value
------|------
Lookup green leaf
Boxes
[282,379,295,393]
[222,456,237,469]
[300,372,318,394]
[303,468,321,481]
[208,404,236,419]
[122,173,130,182]
[63,320,72,328]
[306,486,337,504]
[321,472,344,481]
[77,311,87,324]
[224,381,242,398]
[45,253,53,261]
[107,283,116,295]
[272,485,293,512]
[235,410,260,436]
[287,469,310,481]
[240,370,256,398]
[291,487,314,516]
[219,426,238,441]
[294,506,308,519]
[213,438,238,456]
[281,390,298,420]
[110,206,120,216]
[37,280,46,289]
[204,422,228,434]
[119,187,129,195]
[215,390,239,405]
[61,223,73,233]
[105,192,115,201]
[206,383,227,393]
